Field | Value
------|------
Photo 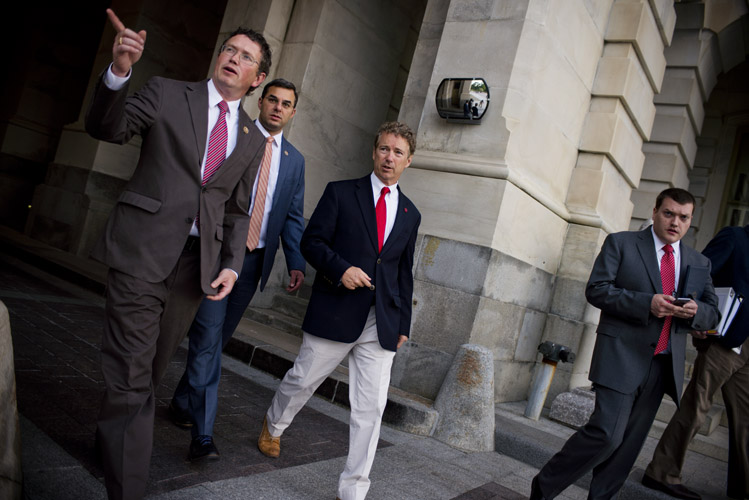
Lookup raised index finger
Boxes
[106,8,126,33]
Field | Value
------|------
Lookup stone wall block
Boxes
[593,43,656,139]
[579,98,646,187]
[605,1,667,92]
[399,169,504,250]
[655,68,705,133]
[495,358,535,402]
[483,251,555,311]
[641,142,690,188]
[433,344,495,451]
[650,105,698,167]
[410,280,478,355]
[549,276,589,321]
[469,297,526,360]
[415,236,491,295]
[390,340,454,401]
[0,301,22,500]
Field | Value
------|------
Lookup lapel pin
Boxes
[243,126,249,134]
[405,208,408,212]
[284,150,289,156]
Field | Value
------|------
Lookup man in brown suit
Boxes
[85,10,269,500]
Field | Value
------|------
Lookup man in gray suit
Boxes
[530,188,720,500]
[86,9,269,500]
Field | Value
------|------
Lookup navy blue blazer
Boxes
[256,135,306,291]
[300,175,421,352]
[701,225,749,348]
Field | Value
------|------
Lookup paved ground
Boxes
[2,247,732,500]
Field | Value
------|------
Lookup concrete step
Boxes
[223,317,438,437]
[269,292,309,320]
[654,397,725,437]
[243,306,303,337]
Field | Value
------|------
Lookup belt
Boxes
[183,236,200,252]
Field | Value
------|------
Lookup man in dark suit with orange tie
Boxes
[85,9,269,500]
[530,188,720,500]
[257,122,421,500]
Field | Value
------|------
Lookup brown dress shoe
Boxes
[258,416,280,458]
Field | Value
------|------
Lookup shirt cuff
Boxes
[104,63,131,91]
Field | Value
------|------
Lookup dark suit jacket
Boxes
[701,225,749,348]
[301,175,421,352]
[85,76,265,294]
[586,228,720,404]
[257,135,306,291]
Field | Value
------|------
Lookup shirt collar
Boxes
[206,79,241,115]
[370,172,397,195]
[254,119,283,147]
[651,226,680,254]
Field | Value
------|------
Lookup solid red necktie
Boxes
[376,186,390,252]
[655,244,675,355]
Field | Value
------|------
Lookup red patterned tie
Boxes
[655,244,675,355]
[376,186,390,252]
[195,101,228,232]
[247,136,274,251]
[203,100,229,184]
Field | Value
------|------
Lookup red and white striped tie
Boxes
[247,136,274,251]
[203,100,229,184]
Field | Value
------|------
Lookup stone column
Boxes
[0,301,22,500]
[24,0,238,256]
[393,0,621,403]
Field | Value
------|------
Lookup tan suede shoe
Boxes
[258,416,280,458]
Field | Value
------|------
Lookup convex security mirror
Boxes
[435,78,489,123]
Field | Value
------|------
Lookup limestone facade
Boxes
[2,0,748,407]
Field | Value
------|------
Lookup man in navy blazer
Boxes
[258,122,421,500]
[644,224,749,500]
[531,188,720,500]
[169,79,306,461]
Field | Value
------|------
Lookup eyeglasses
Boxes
[220,45,259,67]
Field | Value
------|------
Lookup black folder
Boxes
[678,265,710,300]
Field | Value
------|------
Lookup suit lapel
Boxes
[186,81,209,179]
[270,137,292,214]
[677,244,690,289]
[636,229,662,292]
[355,176,378,252]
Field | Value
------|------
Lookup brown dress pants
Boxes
[645,339,749,499]
[97,247,204,500]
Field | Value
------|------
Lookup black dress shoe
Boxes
[642,474,701,500]
[168,400,193,429]
[188,435,220,462]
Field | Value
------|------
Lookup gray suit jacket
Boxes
[86,76,265,294]
[586,228,720,404]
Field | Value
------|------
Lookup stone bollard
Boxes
[432,344,494,452]
[0,300,22,500]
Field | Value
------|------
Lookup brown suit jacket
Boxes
[86,76,265,294]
